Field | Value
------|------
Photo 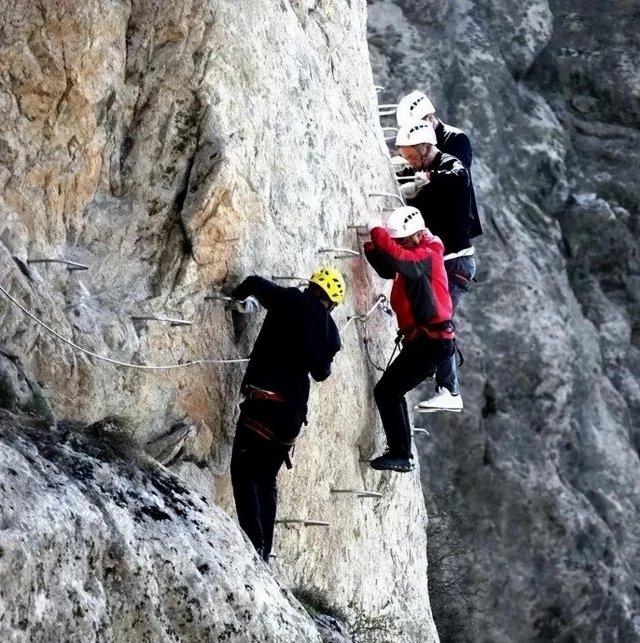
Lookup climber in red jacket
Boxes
[364,206,455,472]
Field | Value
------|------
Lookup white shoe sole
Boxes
[414,406,463,413]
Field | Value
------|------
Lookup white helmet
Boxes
[395,122,437,147]
[386,206,426,239]
[396,91,435,126]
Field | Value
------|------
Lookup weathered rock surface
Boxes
[0,0,438,640]
[369,0,640,640]
[0,408,323,642]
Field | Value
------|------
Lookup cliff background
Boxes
[368,0,640,641]
[1,0,639,641]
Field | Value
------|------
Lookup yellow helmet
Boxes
[309,266,346,305]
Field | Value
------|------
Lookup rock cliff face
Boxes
[369,0,640,640]
[0,0,438,641]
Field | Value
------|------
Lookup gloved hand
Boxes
[399,173,430,199]
[235,296,260,314]
[400,182,419,199]
[415,171,430,184]
[391,155,412,177]
[367,218,383,232]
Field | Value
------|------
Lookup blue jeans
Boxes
[436,256,476,394]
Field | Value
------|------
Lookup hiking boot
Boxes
[415,387,463,413]
[370,453,414,473]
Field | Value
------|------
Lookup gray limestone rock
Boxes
[0,0,438,640]
[368,0,640,640]
[0,409,322,641]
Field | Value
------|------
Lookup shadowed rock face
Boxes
[368,0,640,640]
[0,0,439,640]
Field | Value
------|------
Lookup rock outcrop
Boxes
[0,408,324,641]
[0,0,439,640]
[369,0,640,640]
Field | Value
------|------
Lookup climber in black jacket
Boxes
[396,90,482,239]
[229,268,345,562]
[395,121,474,413]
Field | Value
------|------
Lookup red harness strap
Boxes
[246,387,286,403]
[239,414,297,448]
[399,320,455,343]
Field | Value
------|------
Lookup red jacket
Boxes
[364,228,454,340]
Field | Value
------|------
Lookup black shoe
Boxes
[370,454,414,473]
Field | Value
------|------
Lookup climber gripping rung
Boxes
[331,489,382,499]
[276,519,330,527]
[130,315,192,327]
[28,258,89,271]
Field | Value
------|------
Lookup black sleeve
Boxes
[309,324,341,382]
[430,159,470,190]
[448,134,473,169]
[231,276,286,310]
[364,245,396,279]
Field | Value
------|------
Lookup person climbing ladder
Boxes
[395,121,475,413]
[229,268,345,561]
[364,207,455,473]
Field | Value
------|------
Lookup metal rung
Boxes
[375,85,384,93]
[130,315,192,327]
[378,104,398,110]
[412,428,430,437]
[331,488,383,499]
[28,258,89,271]
[382,127,398,132]
[318,247,360,258]
[396,176,415,182]
[276,519,330,527]
[368,192,404,205]
[204,293,234,302]
[346,224,367,230]
[378,110,396,117]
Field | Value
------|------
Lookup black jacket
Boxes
[232,277,341,413]
[434,120,482,239]
[407,152,473,254]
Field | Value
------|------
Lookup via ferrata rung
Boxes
[28,258,88,271]
[130,315,192,327]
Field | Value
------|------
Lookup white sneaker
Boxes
[415,388,463,413]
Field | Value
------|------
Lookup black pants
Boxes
[374,335,454,459]
[230,399,302,560]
